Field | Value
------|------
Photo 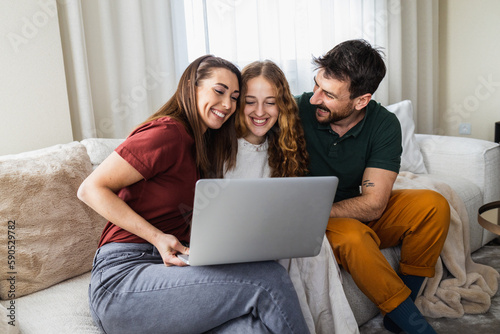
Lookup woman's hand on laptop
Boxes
[154,233,190,267]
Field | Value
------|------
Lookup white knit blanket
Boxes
[394,172,499,318]
[279,236,359,334]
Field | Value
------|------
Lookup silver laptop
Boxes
[178,176,338,266]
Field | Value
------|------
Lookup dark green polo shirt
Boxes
[296,92,402,202]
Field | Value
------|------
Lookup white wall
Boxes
[439,0,500,141]
[0,0,72,155]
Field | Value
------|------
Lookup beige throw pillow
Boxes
[0,142,106,299]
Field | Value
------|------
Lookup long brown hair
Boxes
[139,55,239,178]
[235,60,308,177]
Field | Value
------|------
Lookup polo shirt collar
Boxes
[347,110,368,137]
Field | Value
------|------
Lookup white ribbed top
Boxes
[224,137,271,179]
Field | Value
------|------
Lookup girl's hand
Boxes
[154,233,190,267]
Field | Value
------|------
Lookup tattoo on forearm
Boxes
[362,180,375,188]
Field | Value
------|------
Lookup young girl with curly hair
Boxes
[224,60,357,334]
[225,60,309,178]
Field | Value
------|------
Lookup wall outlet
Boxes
[459,123,471,135]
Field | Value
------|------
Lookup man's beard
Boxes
[315,103,355,125]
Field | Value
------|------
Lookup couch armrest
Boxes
[416,134,500,203]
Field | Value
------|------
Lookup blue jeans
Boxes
[89,242,310,334]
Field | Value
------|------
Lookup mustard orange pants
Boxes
[326,189,450,314]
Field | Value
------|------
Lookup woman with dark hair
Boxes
[78,55,309,334]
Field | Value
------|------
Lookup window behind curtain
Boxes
[180,0,392,96]
[181,0,341,95]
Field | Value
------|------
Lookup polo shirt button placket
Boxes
[328,141,339,158]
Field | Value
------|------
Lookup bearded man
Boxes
[296,39,450,334]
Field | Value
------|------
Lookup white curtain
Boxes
[58,0,439,139]
[57,0,187,140]
[189,0,439,134]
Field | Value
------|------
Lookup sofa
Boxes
[1,102,499,333]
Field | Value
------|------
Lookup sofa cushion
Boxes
[386,100,428,174]
[0,142,106,299]
[0,273,99,334]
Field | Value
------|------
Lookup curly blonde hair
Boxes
[235,60,308,177]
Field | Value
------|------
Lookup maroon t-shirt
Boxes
[98,117,199,248]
